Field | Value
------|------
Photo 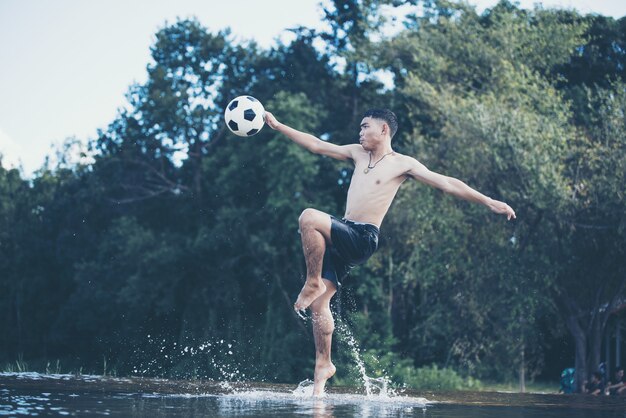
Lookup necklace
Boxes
[364,151,393,174]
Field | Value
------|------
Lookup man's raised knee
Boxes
[299,208,320,229]
[298,208,332,242]
[299,208,315,225]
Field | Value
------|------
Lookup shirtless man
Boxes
[264,108,516,396]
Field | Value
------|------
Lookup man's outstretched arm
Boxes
[406,157,516,220]
[265,111,357,161]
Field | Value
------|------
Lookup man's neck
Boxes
[370,145,394,161]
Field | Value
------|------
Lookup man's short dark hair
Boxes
[362,109,398,139]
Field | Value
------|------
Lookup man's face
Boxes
[617,370,624,380]
[359,117,386,150]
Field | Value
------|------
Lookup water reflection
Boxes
[214,389,425,418]
[1,373,624,418]
[311,400,335,418]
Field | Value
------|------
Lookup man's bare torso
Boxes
[344,147,409,227]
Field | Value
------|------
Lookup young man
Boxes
[586,372,605,395]
[606,366,625,395]
[264,108,516,396]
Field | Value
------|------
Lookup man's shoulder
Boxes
[346,144,367,151]
[392,151,410,160]
[392,152,418,169]
[385,151,411,160]
[345,144,367,160]
[344,144,364,152]
[390,153,429,179]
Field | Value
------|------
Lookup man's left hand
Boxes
[488,199,516,220]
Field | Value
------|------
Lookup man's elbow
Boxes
[439,179,455,194]
[307,143,322,154]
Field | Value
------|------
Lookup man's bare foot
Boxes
[294,278,326,312]
[313,362,336,397]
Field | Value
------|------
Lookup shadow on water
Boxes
[1,373,625,417]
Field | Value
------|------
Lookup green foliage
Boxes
[397,364,481,391]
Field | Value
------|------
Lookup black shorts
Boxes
[322,216,379,288]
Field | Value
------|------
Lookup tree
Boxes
[366,0,582,383]
[555,81,626,392]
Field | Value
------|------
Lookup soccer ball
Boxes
[224,95,265,137]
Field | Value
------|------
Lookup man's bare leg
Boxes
[310,280,337,397]
[294,208,332,312]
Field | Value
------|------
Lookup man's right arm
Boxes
[264,111,355,161]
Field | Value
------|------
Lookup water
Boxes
[335,320,394,397]
[1,372,625,417]
[2,323,624,416]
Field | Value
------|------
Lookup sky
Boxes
[0,0,624,177]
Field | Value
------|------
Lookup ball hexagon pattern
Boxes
[224,96,265,137]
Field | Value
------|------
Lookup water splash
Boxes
[292,379,315,397]
[131,336,249,389]
[131,325,403,402]
[335,320,396,398]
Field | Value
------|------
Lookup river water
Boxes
[1,372,625,417]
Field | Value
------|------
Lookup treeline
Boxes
[1,1,624,392]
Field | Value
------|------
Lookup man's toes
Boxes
[295,309,308,320]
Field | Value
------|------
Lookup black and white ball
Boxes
[224,95,265,137]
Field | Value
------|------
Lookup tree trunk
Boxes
[566,313,587,393]
[519,342,526,393]
[559,290,593,393]
[589,316,604,377]
[15,281,23,355]
[518,316,526,393]
[557,279,626,393]
[574,332,587,392]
